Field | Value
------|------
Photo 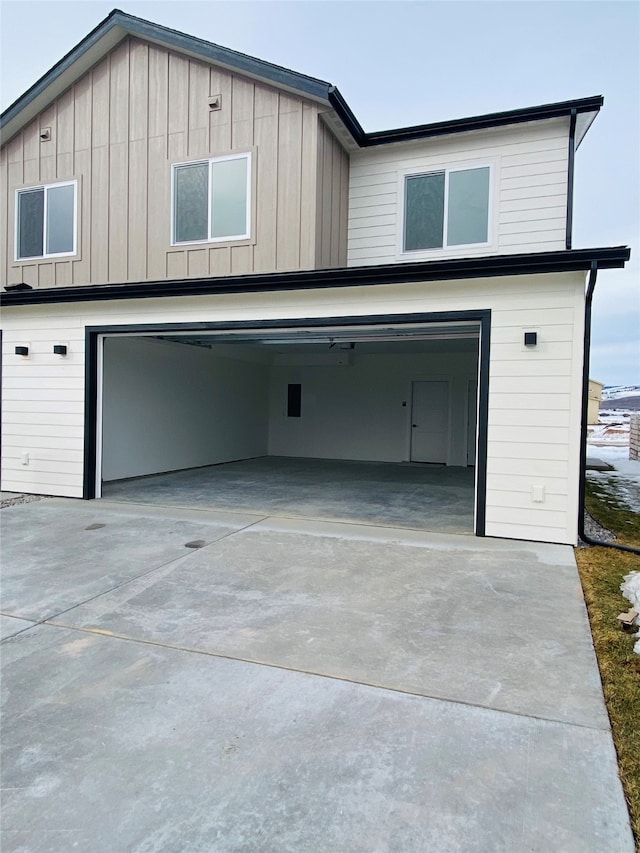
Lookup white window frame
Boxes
[170,152,252,247]
[400,163,493,255]
[14,180,78,261]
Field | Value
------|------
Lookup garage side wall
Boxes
[268,351,477,464]
[1,313,85,497]
[102,337,269,481]
[0,270,586,544]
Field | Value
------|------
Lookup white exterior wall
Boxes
[0,270,585,544]
[348,118,569,266]
[268,351,476,464]
[102,336,269,480]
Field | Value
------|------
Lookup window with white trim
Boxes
[403,165,491,252]
[15,181,77,260]
[172,153,251,245]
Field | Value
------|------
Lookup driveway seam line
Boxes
[94,498,267,522]
[0,615,39,642]
[37,618,612,734]
[97,498,475,536]
[0,517,268,635]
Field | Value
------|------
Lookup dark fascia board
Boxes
[109,10,332,98]
[1,9,333,144]
[337,95,605,147]
[327,86,367,147]
[1,7,604,152]
[1,247,630,307]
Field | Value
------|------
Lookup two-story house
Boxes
[0,9,630,545]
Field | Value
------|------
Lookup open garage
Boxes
[97,321,483,534]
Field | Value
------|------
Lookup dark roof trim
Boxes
[2,7,604,152]
[107,10,332,97]
[1,9,332,140]
[344,95,604,147]
[327,87,366,147]
[1,9,123,131]
[1,247,630,307]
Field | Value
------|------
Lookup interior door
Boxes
[410,381,449,463]
[467,379,478,466]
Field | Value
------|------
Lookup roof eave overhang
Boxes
[1,16,126,145]
[574,109,600,149]
[0,9,333,146]
[1,247,630,307]
[1,6,605,152]
[339,95,605,148]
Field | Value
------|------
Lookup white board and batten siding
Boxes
[347,118,570,266]
[2,270,586,545]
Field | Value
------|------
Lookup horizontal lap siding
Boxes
[1,39,320,289]
[1,270,584,543]
[485,276,584,543]
[347,119,569,266]
[1,327,86,496]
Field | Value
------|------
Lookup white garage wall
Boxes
[267,351,477,464]
[101,337,269,481]
[0,270,586,544]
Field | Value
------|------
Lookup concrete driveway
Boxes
[1,498,634,852]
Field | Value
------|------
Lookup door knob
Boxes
[412,424,418,427]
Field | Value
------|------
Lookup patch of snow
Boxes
[586,443,640,514]
[602,385,640,400]
[621,572,640,655]
[587,414,631,447]
[597,411,633,426]
[588,444,634,463]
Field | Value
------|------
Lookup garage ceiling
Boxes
[152,321,480,356]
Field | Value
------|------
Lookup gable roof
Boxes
[1,8,603,150]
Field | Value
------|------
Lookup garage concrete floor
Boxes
[102,456,476,534]
[1,500,634,851]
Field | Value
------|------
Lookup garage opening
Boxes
[93,318,486,534]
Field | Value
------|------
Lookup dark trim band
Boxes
[476,316,491,536]
[2,247,630,307]
[566,109,577,249]
[360,96,603,147]
[83,328,99,504]
[327,87,366,146]
[83,310,492,537]
[576,265,640,555]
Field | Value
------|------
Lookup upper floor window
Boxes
[172,153,251,245]
[403,165,491,252]
[15,181,77,260]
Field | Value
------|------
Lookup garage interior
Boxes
[99,323,481,534]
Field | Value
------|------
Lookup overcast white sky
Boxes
[1,0,638,385]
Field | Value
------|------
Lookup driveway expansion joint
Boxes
[1,515,268,633]
[38,618,613,734]
[2,496,632,849]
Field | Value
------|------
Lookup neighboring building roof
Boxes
[1,247,630,306]
[1,8,603,150]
